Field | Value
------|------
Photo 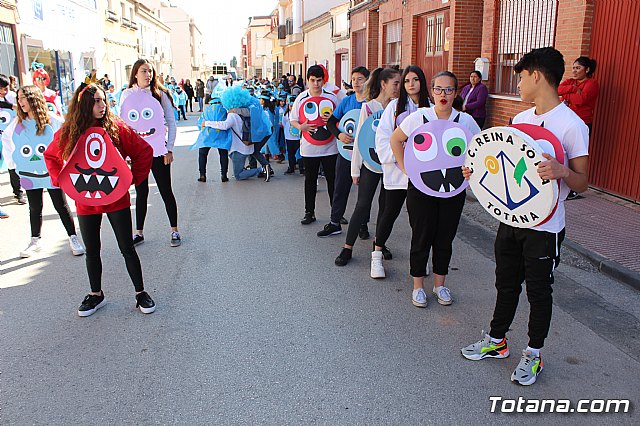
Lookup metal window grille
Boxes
[435,14,444,52]
[426,16,434,54]
[496,0,558,95]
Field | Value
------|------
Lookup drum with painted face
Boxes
[404,117,472,198]
[465,127,560,228]
[0,108,16,170]
[357,110,384,173]
[297,96,335,145]
[12,120,55,189]
[120,90,167,156]
[59,127,133,206]
[337,109,360,161]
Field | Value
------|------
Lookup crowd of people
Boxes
[0,47,599,386]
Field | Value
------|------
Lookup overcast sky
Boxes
[171,0,275,66]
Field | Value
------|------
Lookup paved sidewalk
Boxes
[565,189,640,289]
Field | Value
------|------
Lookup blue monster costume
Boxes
[12,119,55,189]
[192,100,232,150]
[357,110,384,173]
[0,107,16,171]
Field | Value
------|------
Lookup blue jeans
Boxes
[230,151,261,180]
[198,97,203,111]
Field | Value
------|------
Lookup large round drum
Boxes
[465,127,559,228]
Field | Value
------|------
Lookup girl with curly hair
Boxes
[120,59,181,247]
[1,85,85,258]
[44,83,154,317]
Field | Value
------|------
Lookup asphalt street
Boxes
[1,116,638,424]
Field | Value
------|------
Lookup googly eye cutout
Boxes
[84,132,107,169]
[46,103,56,113]
[343,118,356,136]
[35,144,47,158]
[411,131,438,162]
[21,145,33,158]
[303,101,318,121]
[0,110,11,124]
[442,128,467,157]
[128,109,139,122]
[371,119,380,132]
[141,107,154,120]
[319,100,333,117]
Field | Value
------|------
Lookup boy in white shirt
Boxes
[461,47,589,386]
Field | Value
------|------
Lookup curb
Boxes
[563,239,640,291]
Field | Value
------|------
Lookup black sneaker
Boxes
[373,242,393,260]
[15,194,27,205]
[197,176,206,182]
[135,291,156,314]
[339,217,349,225]
[317,222,342,237]
[301,213,316,225]
[359,224,370,240]
[263,165,272,182]
[78,292,106,317]
[221,175,229,182]
[170,232,181,247]
[284,169,295,175]
[133,234,145,246]
[335,248,353,266]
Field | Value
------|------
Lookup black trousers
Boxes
[374,188,407,249]
[490,224,565,349]
[187,97,193,112]
[177,105,187,120]
[330,154,356,224]
[9,168,22,197]
[248,140,269,169]
[345,166,384,246]
[406,184,465,277]
[78,207,144,293]
[25,188,76,238]
[198,147,228,177]
[302,154,337,215]
[135,156,178,230]
[286,139,303,171]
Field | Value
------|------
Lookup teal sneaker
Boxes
[511,350,543,386]
[461,331,510,360]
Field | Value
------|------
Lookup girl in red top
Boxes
[45,83,154,317]
[558,56,599,133]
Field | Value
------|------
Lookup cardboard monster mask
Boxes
[297,95,335,145]
[404,116,472,198]
[357,110,383,173]
[58,127,133,206]
[12,120,55,189]
[120,90,166,156]
[337,109,360,161]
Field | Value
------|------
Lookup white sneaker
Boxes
[412,288,428,308]
[433,286,453,305]
[69,235,85,256]
[370,251,385,279]
[20,237,42,258]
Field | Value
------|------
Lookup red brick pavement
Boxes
[565,189,640,274]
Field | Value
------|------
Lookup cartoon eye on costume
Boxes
[0,110,10,124]
[141,107,154,120]
[371,118,380,131]
[319,100,333,117]
[85,132,107,169]
[46,103,56,114]
[343,118,356,135]
[127,109,139,122]
[303,102,318,120]
[442,128,467,157]
[21,145,33,157]
[412,132,438,162]
[35,144,47,157]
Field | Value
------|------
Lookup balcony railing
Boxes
[129,21,139,30]
[105,10,118,22]
[121,17,131,27]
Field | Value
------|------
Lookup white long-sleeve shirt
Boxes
[120,86,177,153]
[375,98,418,190]
[204,112,253,155]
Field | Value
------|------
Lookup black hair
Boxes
[513,47,565,88]
[306,65,324,80]
[470,70,482,80]
[574,56,597,78]
[261,97,275,114]
[351,66,370,79]
[396,65,430,119]
[431,70,459,90]
[0,74,9,88]
[366,67,401,100]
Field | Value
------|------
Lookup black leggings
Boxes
[286,139,303,171]
[406,184,465,277]
[135,156,178,230]
[25,188,76,238]
[78,207,144,293]
[345,166,384,246]
[302,154,337,214]
[374,188,407,248]
[199,147,229,177]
